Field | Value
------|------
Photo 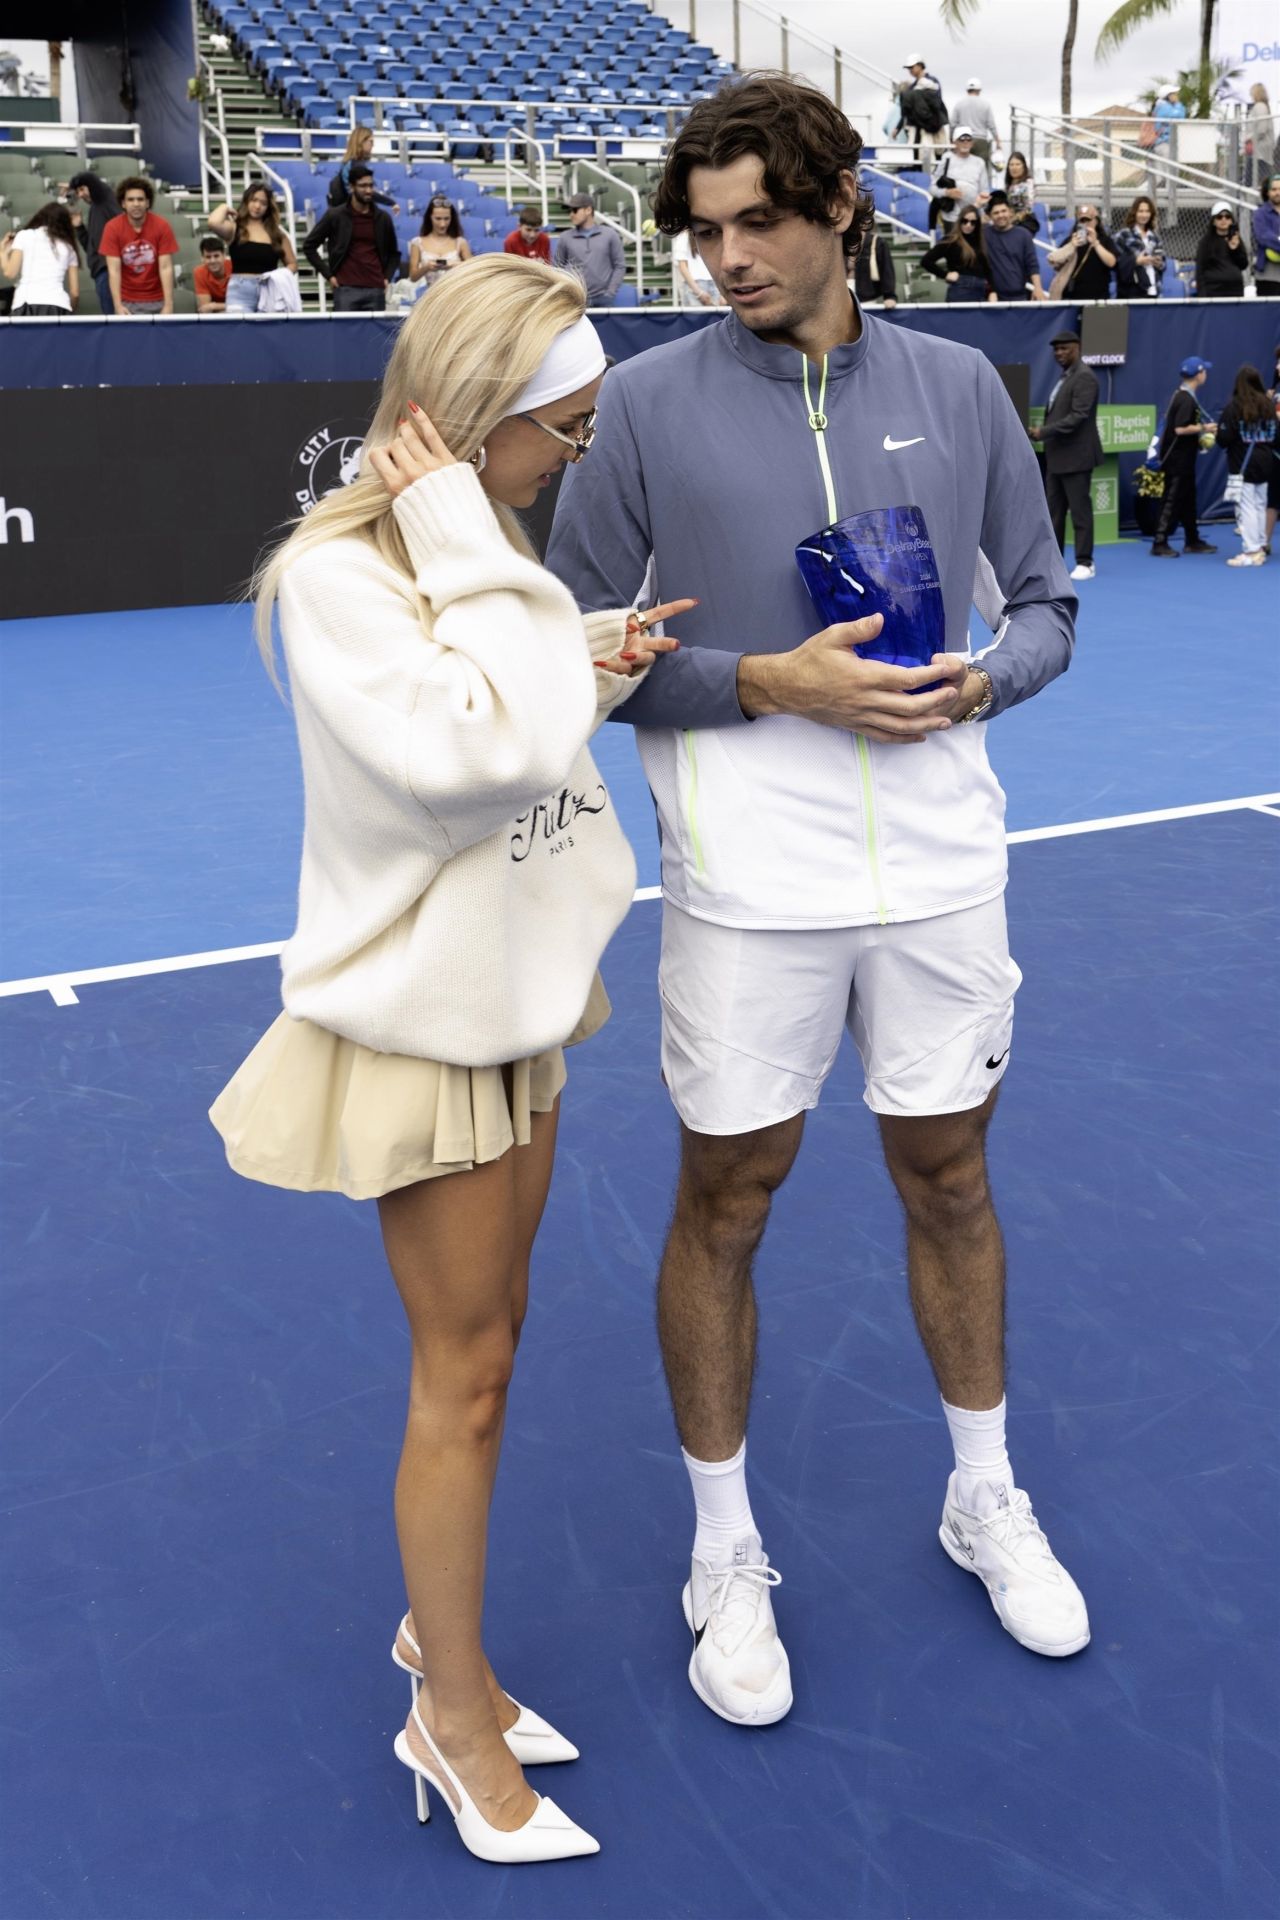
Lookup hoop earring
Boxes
[468,446,487,473]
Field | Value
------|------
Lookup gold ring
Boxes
[631,609,649,632]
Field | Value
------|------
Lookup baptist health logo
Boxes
[291,423,367,514]
[0,498,35,544]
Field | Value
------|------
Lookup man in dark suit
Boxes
[1028,330,1103,580]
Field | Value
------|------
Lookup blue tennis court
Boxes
[2,541,1278,1919]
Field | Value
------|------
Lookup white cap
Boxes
[1210,199,1233,215]
[953,125,974,139]
[967,77,982,89]
[903,55,925,66]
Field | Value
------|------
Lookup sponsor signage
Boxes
[1029,403,1156,452]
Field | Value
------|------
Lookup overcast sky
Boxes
[719,0,1222,124]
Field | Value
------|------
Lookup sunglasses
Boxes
[520,408,597,462]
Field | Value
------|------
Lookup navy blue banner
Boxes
[2,302,1275,413]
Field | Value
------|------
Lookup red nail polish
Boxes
[620,651,637,661]
[408,401,420,413]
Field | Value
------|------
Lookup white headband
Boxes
[505,313,606,416]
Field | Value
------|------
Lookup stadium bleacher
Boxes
[208,0,733,141]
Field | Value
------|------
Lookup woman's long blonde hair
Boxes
[253,254,587,679]
[342,124,374,163]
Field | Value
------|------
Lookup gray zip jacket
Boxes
[552,223,625,303]
[546,307,1075,929]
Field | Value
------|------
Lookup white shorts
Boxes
[658,897,1022,1134]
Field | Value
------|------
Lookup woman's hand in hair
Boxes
[597,599,697,677]
[367,404,459,499]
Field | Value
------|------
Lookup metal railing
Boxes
[1011,107,1250,222]
[497,131,550,225]
[647,0,894,114]
[200,113,233,211]
[0,119,141,162]
[346,92,696,149]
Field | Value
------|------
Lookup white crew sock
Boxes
[942,1396,1014,1511]
[682,1440,757,1566]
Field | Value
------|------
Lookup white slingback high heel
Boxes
[391,1614,580,1766]
[393,1698,600,1864]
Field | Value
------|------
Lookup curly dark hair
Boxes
[115,174,154,208]
[652,72,875,265]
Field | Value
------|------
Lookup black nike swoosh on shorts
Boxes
[986,1049,1010,1070]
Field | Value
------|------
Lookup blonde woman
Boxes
[327,124,401,212]
[210,256,691,1864]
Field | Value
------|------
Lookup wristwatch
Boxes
[958,665,994,723]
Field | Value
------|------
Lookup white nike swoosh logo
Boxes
[884,434,926,451]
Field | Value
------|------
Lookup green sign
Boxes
[1029,403,1155,453]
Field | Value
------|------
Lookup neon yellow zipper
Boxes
[802,354,888,924]
[683,727,706,882]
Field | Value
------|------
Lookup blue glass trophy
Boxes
[795,504,945,685]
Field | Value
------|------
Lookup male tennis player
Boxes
[548,73,1089,1726]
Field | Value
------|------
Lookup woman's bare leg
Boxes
[380,1147,532,1829]
[403,1100,562,1735]
[382,1098,562,1821]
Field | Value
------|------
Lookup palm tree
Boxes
[1097,0,1219,112]
[939,0,1081,118]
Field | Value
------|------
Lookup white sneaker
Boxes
[681,1535,793,1725]
[1226,550,1266,566]
[1069,563,1096,580]
[939,1475,1090,1658]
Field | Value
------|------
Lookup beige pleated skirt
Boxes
[209,975,610,1201]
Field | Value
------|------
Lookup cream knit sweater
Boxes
[277,463,643,1065]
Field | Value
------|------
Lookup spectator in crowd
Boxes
[302,164,400,312]
[327,125,400,213]
[60,171,118,313]
[0,201,79,314]
[919,206,996,302]
[1267,345,1280,554]
[1195,201,1247,297]
[99,176,177,316]
[1028,330,1102,580]
[1153,85,1186,150]
[961,78,1001,166]
[1113,194,1166,298]
[1250,172,1280,296]
[209,181,298,314]
[409,195,473,286]
[851,225,896,308]
[671,225,725,305]
[1217,363,1276,565]
[984,194,1046,300]
[1152,356,1218,556]
[931,127,990,234]
[553,195,625,305]
[897,55,947,165]
[1046,205,1116,300]
[1246,84,1275,189]
[503,204,551,263]
[1002,152,1039,231]
[193,234,232,312]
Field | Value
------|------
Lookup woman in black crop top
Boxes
[208,181,297,314]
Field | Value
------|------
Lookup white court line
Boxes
[3,793,1276,1008]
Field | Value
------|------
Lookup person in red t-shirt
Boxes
[503,205,552,264]
[193,234,232,312]
[99,175,178,315]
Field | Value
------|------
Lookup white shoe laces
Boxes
[701,1560,782,1656]
[974,1489,1056,1570]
